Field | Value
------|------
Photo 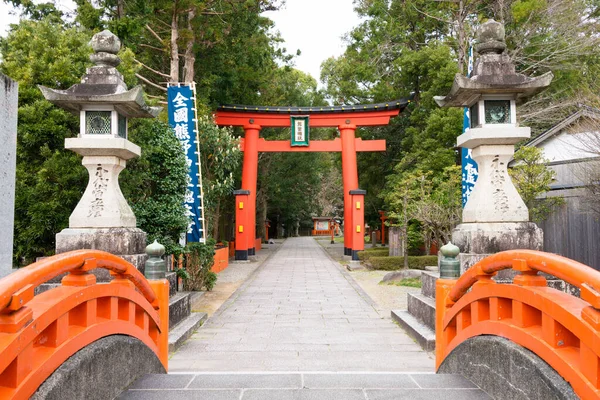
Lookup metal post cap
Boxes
[440,242,460,258]
[146,240,165,257]
[144,240,166,280]
[440,242,460,279]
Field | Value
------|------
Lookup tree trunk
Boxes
[424,232,431,256]
[183,7,196,83]
[170,2,180,83]
[116,0,124,19]
[456,0,466,75]
[256,187,268,242]
[389,227,400,257]
[403,194,409,269]
[211,199,220,241]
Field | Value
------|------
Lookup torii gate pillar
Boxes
[241,124,260,256]
[340,123,359,257]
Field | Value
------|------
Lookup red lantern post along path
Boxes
[215,99,411,260]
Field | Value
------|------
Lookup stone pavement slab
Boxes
[169,237,434,372]
[118,373,491,399]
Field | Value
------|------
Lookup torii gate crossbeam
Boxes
[214,98,411,260]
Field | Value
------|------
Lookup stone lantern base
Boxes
[56,227,148,278]
[452,222,543,275]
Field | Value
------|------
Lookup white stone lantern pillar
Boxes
[40,30,161,271]
[435,20,554,272]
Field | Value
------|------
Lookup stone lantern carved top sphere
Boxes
[475,19,506,55]
[89,30,121,68]
[90,30,121,54]
[39,30,161,118]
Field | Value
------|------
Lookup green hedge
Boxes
[357,249,389,260]
[368,255,438,271]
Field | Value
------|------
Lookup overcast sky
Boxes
[0,0,361,83]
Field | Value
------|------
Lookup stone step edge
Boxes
[407,292,436,331]
[421,270,439,299]
[169,291,204,330]
[168,312,207,353]
[391,310,435,352]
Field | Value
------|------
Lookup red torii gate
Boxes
[214,99,410,260]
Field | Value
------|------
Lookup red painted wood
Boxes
[241,125,260,251]
[238,138,387,153]
[341,124,359,252]
[214,110,399,128]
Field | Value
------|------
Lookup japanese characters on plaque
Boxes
[291,116,309,146]
[167,85,205,243]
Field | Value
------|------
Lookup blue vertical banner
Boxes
[461,45,478,207]
[167,84,206,243]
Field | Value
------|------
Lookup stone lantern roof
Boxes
[39,30,161,118]
[434,20,553,108]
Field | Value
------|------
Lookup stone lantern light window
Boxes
[80,106,128,139]
[484,99,512,124]
[469,97,516,129]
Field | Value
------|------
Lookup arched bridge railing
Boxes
[436,250,600,400]
[0,250,169,399]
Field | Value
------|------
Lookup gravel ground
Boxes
[315,238,420,317]
[346,269,420,315]
[191,240,283,315]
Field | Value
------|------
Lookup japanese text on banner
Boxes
[167,86,205,242]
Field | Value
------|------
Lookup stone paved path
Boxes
[118,372,491,399]
[169,237,434,372]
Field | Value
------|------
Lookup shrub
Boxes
[182,239,218,291]
[357,249,389,260]
[368,255,438,271]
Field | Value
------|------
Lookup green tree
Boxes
[1,17,91,264]
[121,119,189,254]
[1,16,188,263]
[196,115,242,240]
[321,1,463,222]
[413,165,462,251]
[383,169,430,268]
[510,146,563,221]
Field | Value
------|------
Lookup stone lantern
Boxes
[435,20,553,272]
[40,30,161,270]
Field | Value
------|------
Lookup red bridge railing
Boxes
[436,250,600,399]
[0,250,169,399]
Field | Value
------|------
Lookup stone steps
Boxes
[117,372,491,399]
[407,292,436,331]
[168,312,207,352]
[391,269,438,352]
[169,291,196,329]
[392,310,436,352]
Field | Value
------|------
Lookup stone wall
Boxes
[439,335,577,400]
[32,335,165,400]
